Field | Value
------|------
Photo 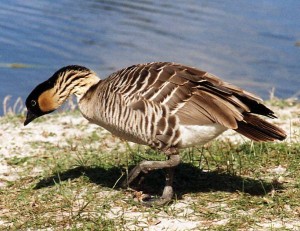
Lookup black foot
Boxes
[122,155,179,206]
[139,185,174,206]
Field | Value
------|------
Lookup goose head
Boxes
[24,65,100,125]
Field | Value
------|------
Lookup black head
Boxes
[24,78,56,125]
[24,65,94,126]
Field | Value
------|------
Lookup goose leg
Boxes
[155,167,175,205]
[122,154,180,205]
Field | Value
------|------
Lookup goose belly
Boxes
[92,120,149,145]
[179,124,227,148]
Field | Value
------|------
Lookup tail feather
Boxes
[235,114,287,141]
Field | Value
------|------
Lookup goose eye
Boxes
[31,100,37,107]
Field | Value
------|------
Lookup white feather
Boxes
[179,124,227,147]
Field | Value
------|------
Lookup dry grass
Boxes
[0,98,299,230]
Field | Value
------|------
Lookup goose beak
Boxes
[24,110,38,126]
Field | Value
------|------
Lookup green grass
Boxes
[0,112,300,230]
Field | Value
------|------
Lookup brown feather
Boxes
[103,62,286,143]
[235,114,287,141]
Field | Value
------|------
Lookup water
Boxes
[0,0,299,115]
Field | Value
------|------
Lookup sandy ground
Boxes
[0,101,299,230]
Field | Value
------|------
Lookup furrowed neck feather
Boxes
[53,69,100,103]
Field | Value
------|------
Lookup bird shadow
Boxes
[34,163,280,198]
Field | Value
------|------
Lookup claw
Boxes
[122,155,179,206]
[132,192,173,207]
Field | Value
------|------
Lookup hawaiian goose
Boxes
[24,62,286,205]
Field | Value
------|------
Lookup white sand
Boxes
[0,102,299,230]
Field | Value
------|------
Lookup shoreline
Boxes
[0,100,299,183]
[0,100,299,230]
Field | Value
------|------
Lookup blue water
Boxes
[0,0,299,115]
